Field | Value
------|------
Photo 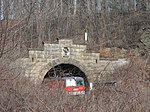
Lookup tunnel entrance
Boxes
[44,63,89,87]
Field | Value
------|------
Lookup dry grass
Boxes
[0,57,150,112]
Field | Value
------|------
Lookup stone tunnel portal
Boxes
[44,64,89,87]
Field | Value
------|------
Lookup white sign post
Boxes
[85,32,88,42]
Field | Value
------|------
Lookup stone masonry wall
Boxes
[21,39,128,84]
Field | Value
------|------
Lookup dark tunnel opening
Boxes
[44,64,89,87]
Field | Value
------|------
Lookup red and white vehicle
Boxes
[44,77,86,95]
[63,77,86,95]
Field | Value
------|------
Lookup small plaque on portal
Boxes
[62,47,70,57]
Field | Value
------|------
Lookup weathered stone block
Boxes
[71,45,86,50]
[52,59,60,66]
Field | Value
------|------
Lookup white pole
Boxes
[85,32,88,42]
[90,83,93,90]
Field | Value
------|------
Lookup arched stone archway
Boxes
[38,58,90,86]
[44,63,89,87]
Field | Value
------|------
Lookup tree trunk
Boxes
[3,0,9,19]
[74,0,77,15]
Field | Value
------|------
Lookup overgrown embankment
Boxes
[0,57,149,112]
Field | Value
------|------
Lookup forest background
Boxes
[0,0,150,112]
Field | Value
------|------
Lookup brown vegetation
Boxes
[0,57,150,112]
[99,47,127,59]
[0,1,150,112]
